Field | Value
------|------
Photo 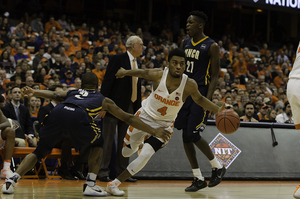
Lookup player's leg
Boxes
[2,129,61,194]
[287,79,300,199]
[122,126,146,158]
[83,142,107,197]
[0,127,15,178]
[107,137,162,196]
[190,101,225,188]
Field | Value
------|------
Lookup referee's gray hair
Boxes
[126,36,141,48]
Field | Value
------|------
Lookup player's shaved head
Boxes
[189,10,208,25]
[81,72,98,90]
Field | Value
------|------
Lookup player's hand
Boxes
[21,86,34,97]
[115,67,126,79]
[218,102,226,113]
[98,110,107,118]
[154,127,172,142]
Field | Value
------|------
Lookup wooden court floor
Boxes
[0,179,298,199]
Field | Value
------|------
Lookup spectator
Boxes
[70,37,81,53]
[50,54,64,75]
[225,96,232,105]
[0,50,14,73]
[57,15,70,31]
[60,70,75,86]
[232,57,247,76]
[30,15,44,32]
[246,57,258,79]
[0,69,10,92]
[257,103,269,121]
[14,22,26,42]
[275,101,293,123]
[25,76,34,88]
[92,62,106,86]
[59,58,75,79]
[220,52,231,68]
[267,109,277,121]
[13,47,29,63]
[45,16,62,33]
[240,102,258,122]
[1,86,37,147]
[260,43,270,58]
[27,96,38,117]
[74,77,81,89]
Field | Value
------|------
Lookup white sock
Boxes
[110,178,121,187]
[86,173,97,186]
[3,160,11,170]
[192,168,204,181]
[209,157,222,169]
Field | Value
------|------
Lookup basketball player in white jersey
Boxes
[288,43,300,199]
[106,48,225,196]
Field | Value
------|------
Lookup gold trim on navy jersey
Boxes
[191,36,209,46]
[86,106,102,117]
[205,59,211,85]
[196,110,207,129]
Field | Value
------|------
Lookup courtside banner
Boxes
[209,133,241,169]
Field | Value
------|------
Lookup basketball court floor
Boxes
[0,179,297,199]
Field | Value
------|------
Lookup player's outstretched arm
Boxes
[102,97,171,142]
[21,86,68,102]
[186,79,225,113]
[115,67,163,81]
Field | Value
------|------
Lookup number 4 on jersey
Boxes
[157,106,168,116]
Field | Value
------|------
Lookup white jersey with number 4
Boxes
[289,42,300,79]
[142,67,188,121]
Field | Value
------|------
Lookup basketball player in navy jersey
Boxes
[174,11,226,192]
[2,72,171,197]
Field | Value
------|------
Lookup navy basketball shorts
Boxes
[33,103,101,160]
[174,86,209,143]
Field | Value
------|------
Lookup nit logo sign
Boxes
[209,133,241,169]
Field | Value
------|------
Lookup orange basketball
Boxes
[215,109,240,134]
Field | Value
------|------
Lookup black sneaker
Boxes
[208,166,226,187]
[185,177,207,192]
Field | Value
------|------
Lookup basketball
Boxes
[215,109,240,134]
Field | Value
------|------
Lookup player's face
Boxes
[186,15,202,37]
[168,56,186,78]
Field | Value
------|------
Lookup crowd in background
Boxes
[0,11,296,137]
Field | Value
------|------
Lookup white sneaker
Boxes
[107,181,125,196]
[2,179,15,194]
[0,169,14,179]
[83,184,107,196]
[294,185,300,198]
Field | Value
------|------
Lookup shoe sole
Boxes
[208,167,226,188]
[83,192,107,196]
[107,189,125,196]
[185,182,207,192]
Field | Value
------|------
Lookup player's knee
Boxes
[122,145,134,157]
[182,131,201,143]
[2,127,15,141]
